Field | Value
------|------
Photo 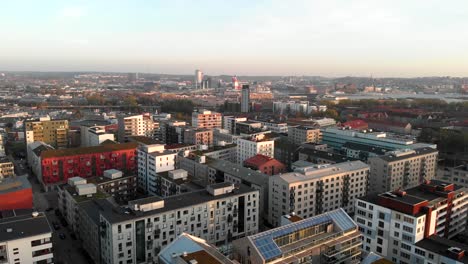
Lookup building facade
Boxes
[236,134,274,165]
[288,126,321,145]
[183,128,214,147]
[25,116,69,148]
[40,142,138,191]
[355,180,468,263]
[191,109,222,129]
[268,161,370,227]
[368,148,438,194]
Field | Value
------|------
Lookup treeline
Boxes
[418,128,468,154]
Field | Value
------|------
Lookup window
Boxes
[379,212,385,220]
[376,246,382,253]
[395,222,400,228]
[403,226,413,233]
[415,248,426,257]
[378,229,384,236]
[401,243,411,251]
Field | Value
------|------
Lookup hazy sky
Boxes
[1,0,468,77]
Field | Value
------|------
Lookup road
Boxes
[20,158,90,264]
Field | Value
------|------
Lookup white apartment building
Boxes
[81,125,115,147]
[0,211,54,264]
[191,109,222,129]
[236,134,274,165]
[273,101,326,115]
[118,114,158,142]
[414,235,468,264]
[137,143,177,195]
[368,147,438,194]
[268,161,369,227]
[355,180,468,263]
[440,164,468,187]
[288,126,321,145]
[26,141,54,184]
[223,116,247,135]
[94,183,258,264]
[256,119,288,133]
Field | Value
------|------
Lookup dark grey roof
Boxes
[298,148,357,163]
[342,142,389,155]
[0,211,51,243]
[377,147,437,162]
[96,184,257,224]
[415,235,468,264]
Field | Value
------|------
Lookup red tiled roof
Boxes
[243,154,283,167]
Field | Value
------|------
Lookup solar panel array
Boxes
[251,208,356,261]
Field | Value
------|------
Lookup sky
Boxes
[1,0,468,77]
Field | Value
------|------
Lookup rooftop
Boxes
[248,208,356,261]
[243,154,283,167]
[342,142,389,155]
[129,136,162,145]
[207,159,269,186]
[42,142,138,158]
[298,148,357,163]
[0,210,51,243]
[91,183,256,224]
[416,235,468,264]
[377,147,438,162]
[279,161,369,183]
[0,175,31,195]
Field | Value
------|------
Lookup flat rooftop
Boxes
[280,161,369,183]
[415,235,468,264]
[0,175,31,195]
[91,184,256,224]
[42,142,138,158]
[207,159,268,186]
[0,210,51,243]
[378,147,438,162]
[298,148,357,163]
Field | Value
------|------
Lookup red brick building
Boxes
[341,119,368,130]
[243,154,286,176]
[40,142,138,189]
[0,176,33,210]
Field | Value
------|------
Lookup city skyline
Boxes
[2,0,468,77]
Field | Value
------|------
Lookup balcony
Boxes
[32,248,53,258]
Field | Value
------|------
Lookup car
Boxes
[53,223,60,230]
[59,233,66,240]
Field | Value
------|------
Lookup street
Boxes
[19,158,90,264]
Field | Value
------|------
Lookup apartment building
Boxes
[196,144,237,163]
[268,161,369,227]
[81,125,115,147]
[39,142,138,191]
[191,109,222,129]
[25,116,69,148]
[183,128,213,147]
[0,157,14,178]
[288,126,321,145]
[87,169,137,203]
[118,114,158,142]
[0,210,54,264]
[137,143,177,195]
[414,235,468,264]
[81,183,258,264]
[256,119,288,134]
[368,147,438,194]
[355,180,468,263]
[159,120,186,144]
[159,233,235,264]
[0,134,5,157]
[223,116,247,134]
[236,134,274,165]
[440,164,468,187]
[233,208,362,264]
[26,141,54,182]
[213,128,241,145]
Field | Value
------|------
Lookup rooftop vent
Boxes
[32,211,39,217]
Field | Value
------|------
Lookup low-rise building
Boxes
[0,210,54,264]
[233,208,362,264]
[158,233,236,264]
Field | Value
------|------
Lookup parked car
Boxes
[59,233,66,240]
